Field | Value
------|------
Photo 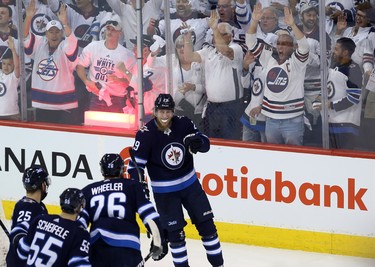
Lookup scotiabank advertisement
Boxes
[0,124,374,255]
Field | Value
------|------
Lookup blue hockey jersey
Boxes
[128,116,210,194]
[6,197,48,267]
[79,178,161,250]
[17,214,91,267]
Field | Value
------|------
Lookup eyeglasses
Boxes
[105,20,119,26]
[176,44,184,49]
[217,4,232,9]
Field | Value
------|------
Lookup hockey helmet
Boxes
[100,153,124,177]
[22,166,51,191]
[154,93,175,111]
[59,188,86,214]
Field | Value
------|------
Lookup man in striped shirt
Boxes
[246,3,309,146]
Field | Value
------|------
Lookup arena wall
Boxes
[0,122,374,262]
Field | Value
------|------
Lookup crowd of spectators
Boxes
[1,0,375,151]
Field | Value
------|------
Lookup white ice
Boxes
[140,234,375,267]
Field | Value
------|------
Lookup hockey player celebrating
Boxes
[6,166,51,267]
[79,153,164,267]
[17,188,91,267]
[128,93,224,267]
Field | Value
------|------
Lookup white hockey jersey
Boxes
[327,62,362,126]
[106,0,163,49]
[24,33,79,110]
[48,0,109,50]
[158,12,209,51]
[25,0,57,36]
[246,33,309,119]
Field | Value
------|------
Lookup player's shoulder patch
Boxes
[139,125,149,133]
[264,43,273,51]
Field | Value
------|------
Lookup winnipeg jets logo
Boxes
[140,126,149,132]
[31,14,51,36]
[252,78,263,96]
[0,82,6,97]
[161,143,185,170]
[37,57,58,81]
[266,67,288,93]
[327,81,335,99]
[164,128,172,136]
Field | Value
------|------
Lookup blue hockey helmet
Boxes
[22,166,51,192]
[100,153,124,177]
[59,188,86,214]
[154,93,175,111]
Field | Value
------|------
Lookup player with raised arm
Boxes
[17,188,90,267]
[79,153,164,267]
[128,93,224,267]
[5,166,51,267]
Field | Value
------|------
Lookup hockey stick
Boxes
[0,218,10,238]
[129,148,150,200]
[129,149,167,263]
[135,251,153,267]
[128,147,153,249]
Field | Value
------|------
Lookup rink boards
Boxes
[0,123,374,258]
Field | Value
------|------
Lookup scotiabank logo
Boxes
[197,168,368,211]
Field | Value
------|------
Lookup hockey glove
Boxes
[183,133,204,154]
[149,238,169,261]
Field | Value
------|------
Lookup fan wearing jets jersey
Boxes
[246,3,309,146]
[79,153,164,267]
[47,0,110,50]
[24,0,80,125]
[6,166,51,267]
[128,94,224,267]
[17,188,91,267]
[147,0,210,51]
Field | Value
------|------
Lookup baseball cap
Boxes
[103,14,122,31]
[299,0,318,14]
[130,35,155,47]
[46,20,63,31]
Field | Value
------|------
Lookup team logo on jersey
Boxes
[75,24,97,48]
[37,57,58,81]
[252,78,263,96]
[0,82,6,96]
[94,57,115,82]
[31,14,52,36]
[266,67,289,93]
[161,142,185,170]
[327,81,335,99]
